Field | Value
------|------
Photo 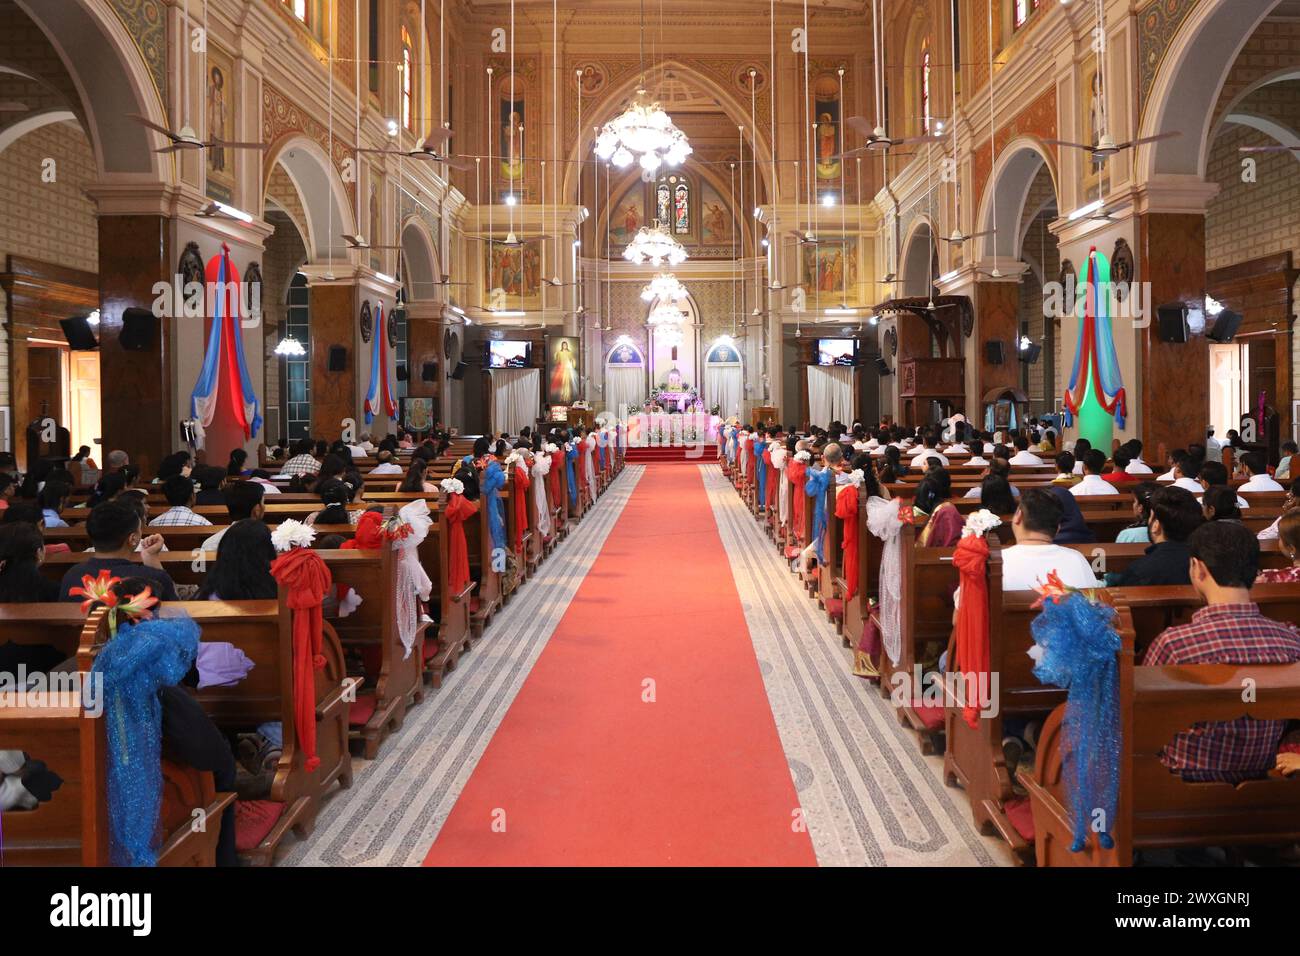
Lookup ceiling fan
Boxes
[1044,130,1180,163]
[128,113,268,154]
[783,229,819,247]
[542,276,579,288]
[359,130,473,170]
[939,228,993,245]
[468,232,553,248]
[832,116,944,159]
[342,234,402,250]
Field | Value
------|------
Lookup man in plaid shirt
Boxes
[148,475,213,527]
[1144,520,1300,782]
[279,438,321,478]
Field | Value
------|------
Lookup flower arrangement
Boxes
[794,450,812,463]
[69,570,160,637]
[844,468,865,488]
[440,477,465,495]
[961,509,1002,538]
[272,519,316,552]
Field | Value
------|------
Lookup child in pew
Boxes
[58,501,179,602]
[306,479,360,527]
[1201,485,1243,523]
[1143,521,1300,784]
[1198,460,1249,510]
[1051,451,1079,487]
[1117,482,1159,544]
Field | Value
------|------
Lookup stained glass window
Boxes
[920,47,932,134]
[672,179,689,235]
[1013,0,1041,31]
[401,27,413,130]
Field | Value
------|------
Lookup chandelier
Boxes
[654,324,684,348]
[594,89,692,173]
[640,272,687,303]
[647,300,686,327]
[623,223,688,267]
[275,336,306,357]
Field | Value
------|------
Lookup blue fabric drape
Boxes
[482,460,506,550]
[92,614,201,866]
[566,443,578,507]
[754,439,768,506]
[805,466,831,563]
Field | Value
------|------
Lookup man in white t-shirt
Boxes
[1001,488,1103,591]
[1070,450,1115,497]
[1123,439,1154,474]
[1171,456,1205,493]
[1239,451,1284,492]
[368,450,404,475]
[1007,435,1045,466]
[910,433,949,467]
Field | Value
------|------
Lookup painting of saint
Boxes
[610,187,644,245]
[547,336,580,405]
[814,74,842,181]
[485,240,542,306]
[701,184,730,245]
[1080,65,1104,199]
[499,93,525,181]
[802,241,859,303]
[205,45,236,204]
[656,183,671,226]
[674,183,689,234]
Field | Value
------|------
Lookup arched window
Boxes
[1013,0,1041,31]
[920,45,932,134]
[283,273,312,441]
[655,174,690,236]
[401,26,414,130]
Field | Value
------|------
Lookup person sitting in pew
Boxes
[1051,451,1078,487]
[908,431,949,468]
[1001,489,1101,591]
[57,500,179,602]
[149,474,214,528]
[1198,460,1249,510]
[1144,520,1300,783]
[1068,438,1090,475]
[280,438,321,478]
[977,475,1019,518]
[197,520,278,602]
[199,480,265,553]
[1171,455,1205,493]
[1239,451,1285,492]
[399,457,438,493]
[1202,485,1243,523]
[246,469,281,496]
[1007,434,1045,466]
[306,479,359,527]
[40,480,71,529]
[915,469,961,547]
[1102,446,1140,487]
[963,458,1020,500]
[1157,447,1187,482]
[1275,441,1298,482]
[1116,482,1158,543]
[1124,438,1154,475]
[1257,511,1300,583]
[1113,486,1203,587]
[1050,486,1095,544]
[1257,477,1300,540]
[370,449,404,475]
[1071,450,1115,497]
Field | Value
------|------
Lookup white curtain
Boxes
[490,368,540,436]
[807,365,854,427]
[705,364,743,420]
[605,365,645,421]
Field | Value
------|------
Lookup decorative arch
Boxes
[400,215,440,297]
[14,0,172,181]
[900,215,938,298]
[1136,0,1282,183]
[561,59,774,204]
[262,136,356,262]
[902,8,935,139]
[974,136,1059,261]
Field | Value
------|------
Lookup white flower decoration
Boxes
[272,519,316,553]
[545,443,559,453]
[845,469,865,488]
[504,452,522,467]
[962,509,1003,538]
[794,450,812,463]
[440,477,465,495]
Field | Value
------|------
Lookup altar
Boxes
[655,391,696,413]
[626,411,722,447]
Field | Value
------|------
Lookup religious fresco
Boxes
[801,238,860,305]
[484,240,543,309]
[369,170,384,272]
[700,183,732,246]
[814,73,842,182]
[498,76,526,183]
[610,183,645,248]
[1080,63,1104,200]
[205,43,236,204]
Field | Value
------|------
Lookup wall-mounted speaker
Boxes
[450,360,468,380]
[1206,309,1243,344]
[874,357,891,376]
[985,340,1005,365]
[395,363,409,382]
[1019,342,1042,364]
[1156,304,1189,343]
[60,316,98,351]
[328,345,347,371]
[120,307,157,351]
[421,361,438,382]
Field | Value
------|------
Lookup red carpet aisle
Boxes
[423,466,816,866]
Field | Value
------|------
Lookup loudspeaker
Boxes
[1157,304,1189,343]
[985,340,1004,365]
[328,346,347,371]
[1019,342,1042,364]
[450,360,468,380]
[59,315,98,351]
[874,356,891,376]
[395,364,409,382]
[1207,309,1243,344]
[421,361,438,382]
[120,307,157,351]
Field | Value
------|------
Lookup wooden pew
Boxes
[1019,586,1300,866]
[0,606,239,866]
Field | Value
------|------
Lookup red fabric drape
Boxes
[342,510,384,550]
[952,535,991,729]
[788,461,808,542]
[270,547,332,772]
[513,464,530,553]
[835,485,859,602]
[747,441,758,487]
[445,493,477,595]
[765,456,778,512]
[546,467,561,527]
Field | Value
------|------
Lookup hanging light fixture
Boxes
[647,300,686,327]
[275,336,306,357]
[593,0,691,173]
[640,272,688,303]
[623,223,688,266]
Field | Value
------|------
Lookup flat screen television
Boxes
[487,340,530,368]
[816,338,857,366]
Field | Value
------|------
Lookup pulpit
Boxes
[898,358,964,428]
[752,405,778,426]
[567,408,595,430]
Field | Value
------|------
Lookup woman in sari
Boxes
[914,468,962,547]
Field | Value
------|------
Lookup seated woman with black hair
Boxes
[1202,484,1243,523]
[399,458,438,494]
[915,468,961,547]
[196,520,278,601]
[307,478,358,526]
[227,448,251,477]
